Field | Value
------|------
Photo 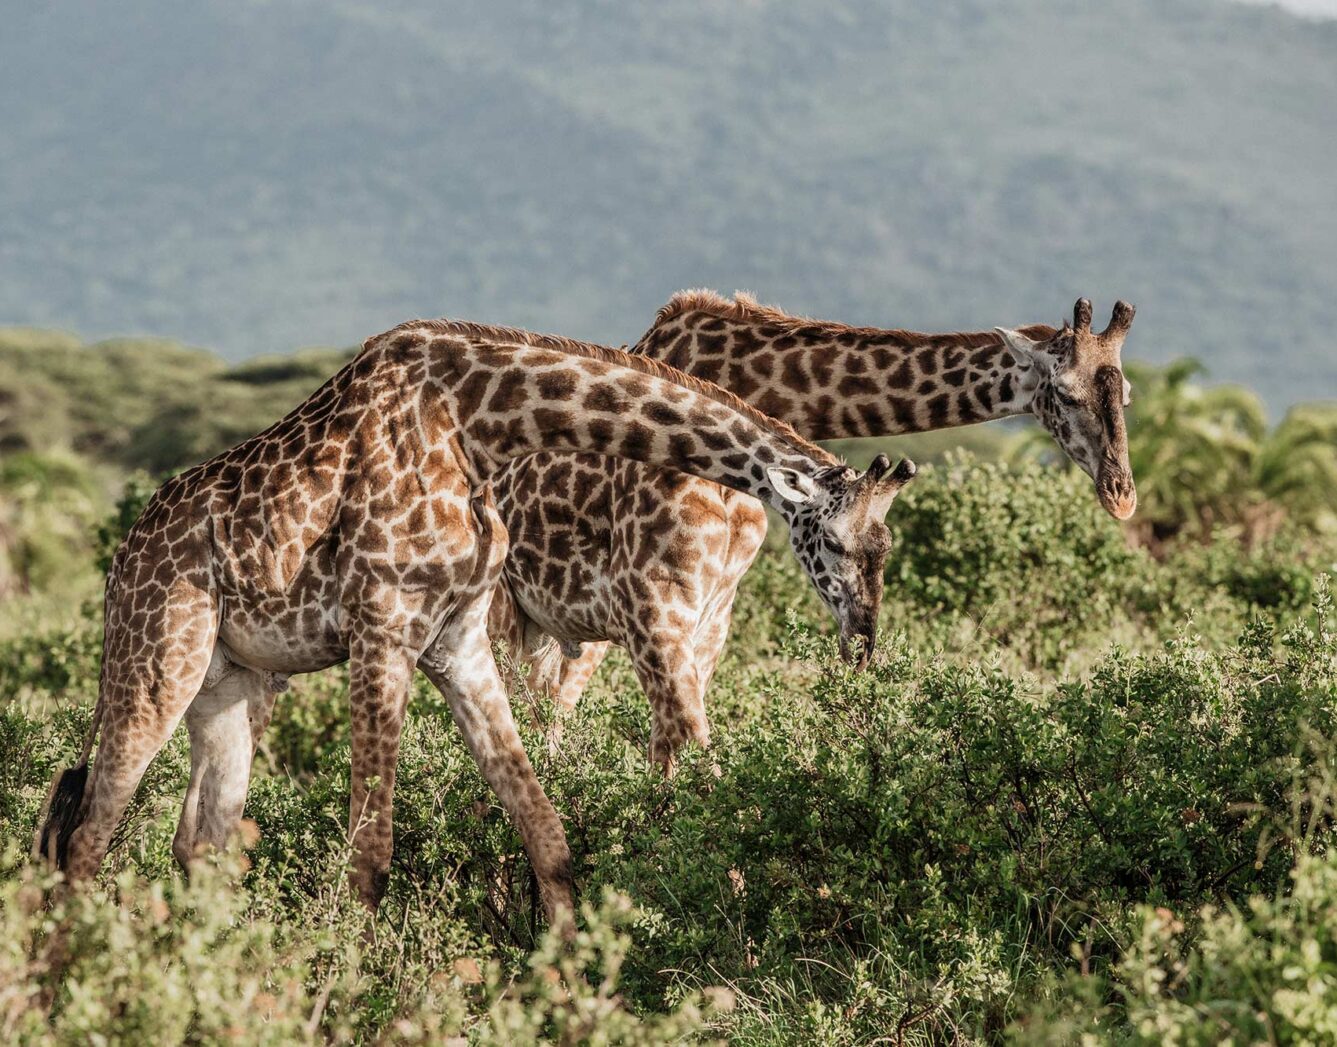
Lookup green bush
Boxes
[0,617,102,713]
[6,436,1337,1042]
[0,842,697,1045]
[0,850,353,1045]
[885,455,1141,665]
[1014,728,1337,1046]
[546,579,1334,1041]
[877,455,1331,670]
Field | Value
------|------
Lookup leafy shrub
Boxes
[0,617,102,712]
[886,455,1140,666]
[0,838,695,1046]
[1014,729,1337,1046]
[555,578,1336,1040]
[0,849,353,1045]
[878,455,1331,670]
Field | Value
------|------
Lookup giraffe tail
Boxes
[33,693,104,868]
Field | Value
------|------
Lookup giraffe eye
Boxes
[1056,389,1083,408]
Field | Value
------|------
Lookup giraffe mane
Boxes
[366,318,841,466]
[650,289,1057,348]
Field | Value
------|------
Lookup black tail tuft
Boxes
[35,764,89,869]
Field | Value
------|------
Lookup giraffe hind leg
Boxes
[522,636,611,754]
[540,639,610,715]
[172,659,273,869]
[57,582,218,883]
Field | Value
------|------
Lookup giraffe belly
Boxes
[502,545,615,645]
[218,608,346,675]
[215,545,349,674]
[218,593,347,674]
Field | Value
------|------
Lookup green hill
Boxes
[1,1,1334,412]
[0,328,352,474]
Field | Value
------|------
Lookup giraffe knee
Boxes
[649,733,681,777]
[532,841,575,919]
[369,867,390,907]
[351,863,392,910]
[537,846,573,890]
[650,713,693,753]
[650,708,710,775]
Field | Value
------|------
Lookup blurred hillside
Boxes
[0,329,354,606]
[1,0,1334,412]
[0,328,352,476]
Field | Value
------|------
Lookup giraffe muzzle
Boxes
[1097,465,1137,521]
[838,622,877,671]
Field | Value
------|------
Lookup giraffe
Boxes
[488,294,1137,770]
[34,316,916,924]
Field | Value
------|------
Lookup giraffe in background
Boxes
[489,295,1137,770]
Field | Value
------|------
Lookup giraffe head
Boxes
[767,454,917,669]
[996,298,1138,520]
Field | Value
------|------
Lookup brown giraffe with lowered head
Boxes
[488,293,1137,770]
[36,317,915,923]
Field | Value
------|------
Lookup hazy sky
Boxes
[1236,0,1337,15]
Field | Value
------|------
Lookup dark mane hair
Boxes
[646,289,1057,348]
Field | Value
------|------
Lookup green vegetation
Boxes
[0,327,353,476]
[2,333,1337,1042]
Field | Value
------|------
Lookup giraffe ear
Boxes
[995,328,1045,370]
[766,467,817,505]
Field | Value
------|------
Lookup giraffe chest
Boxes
[492,454,746,646]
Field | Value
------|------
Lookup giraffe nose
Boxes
[838,622,877,670]
[1098,469,1137,520]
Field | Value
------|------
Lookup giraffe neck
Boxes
[635,292,1055,441]
[366,319,842,513]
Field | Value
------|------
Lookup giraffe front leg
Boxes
[626,629,710,777]
[346,636,416,909]
[420,611,575,929]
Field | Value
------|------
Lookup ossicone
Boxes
[862,453,916,491]
[1101,300,1136,340]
